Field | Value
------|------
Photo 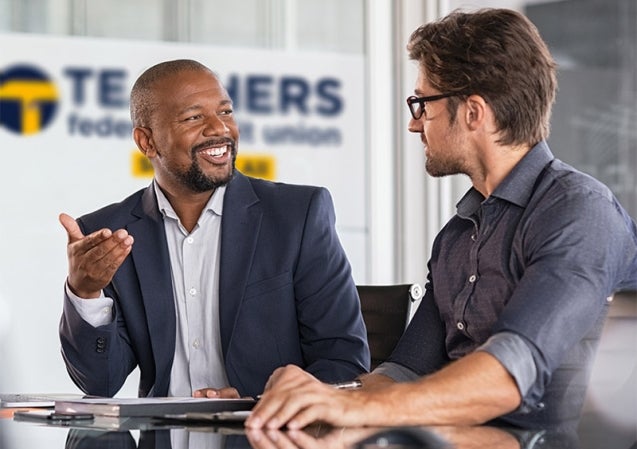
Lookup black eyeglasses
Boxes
[406,92,464,120]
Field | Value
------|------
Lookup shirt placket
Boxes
[459,201,503,339]
[454,215,480,335]
[182,230,205,388]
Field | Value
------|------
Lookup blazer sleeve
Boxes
[292,187,371,381]
[59,290,138,396]
[58,219,138,397]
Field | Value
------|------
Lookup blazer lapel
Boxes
[219,173,262,356]
[129,186,176,396]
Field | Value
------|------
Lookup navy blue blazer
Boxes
[59,172,370,398]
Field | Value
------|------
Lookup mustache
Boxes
[191,138,236,155]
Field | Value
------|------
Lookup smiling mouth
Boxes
[202,145,228,158]
[194,139,235,164]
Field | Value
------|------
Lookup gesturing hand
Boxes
[59,213,134,299]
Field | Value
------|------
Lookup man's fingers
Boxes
[217,387,240,398]
[248,387,315,429]
[62,214,134,298]
[283,403,325,430]
[67,227,132,263]
[245,430,279,449]
[193,387,240,399]
[59,213,85,243]
[262,391,324,430]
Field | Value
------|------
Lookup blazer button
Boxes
[96,337,106,353]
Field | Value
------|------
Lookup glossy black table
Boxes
[0,410,594,449]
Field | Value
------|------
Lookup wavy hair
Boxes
[408,8,557,146]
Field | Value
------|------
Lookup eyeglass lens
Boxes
[407,97,425,120]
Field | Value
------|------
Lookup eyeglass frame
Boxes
[406,92,467,120]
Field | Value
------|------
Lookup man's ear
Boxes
[133,126,156,158]
[464,95,487,130]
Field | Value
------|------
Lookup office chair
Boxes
[356,283,423,370]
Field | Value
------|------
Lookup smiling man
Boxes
[58,59,369,399]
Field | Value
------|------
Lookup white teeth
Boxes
[205,146,227,157]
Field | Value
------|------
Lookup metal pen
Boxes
[255,379,362,400]
[329,379,363,390]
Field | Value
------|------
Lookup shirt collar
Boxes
[457,140,555,217]
[153,179,226,221]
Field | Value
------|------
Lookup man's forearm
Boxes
[369,351,521,426]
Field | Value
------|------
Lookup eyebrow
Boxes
[177,99,233,115]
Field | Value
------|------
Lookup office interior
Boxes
[0,0,635,447]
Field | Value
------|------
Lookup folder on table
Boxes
[0,393,84,408]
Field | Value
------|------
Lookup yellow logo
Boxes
[0,65,59,135]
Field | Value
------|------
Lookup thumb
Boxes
[59,213,85,243]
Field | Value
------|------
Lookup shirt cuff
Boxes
[372,361,420,383]
[477,331,537,399]
[65,282,113,328]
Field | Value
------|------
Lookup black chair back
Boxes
[357,284,423,370]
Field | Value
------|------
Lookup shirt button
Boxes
[469,275,477,283]
[457,322,465,330]
[101,307,111,315]
[189,288,197,296]
[186,237,194,244]
[192,339,200,349]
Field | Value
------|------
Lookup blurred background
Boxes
[0,0,635,446]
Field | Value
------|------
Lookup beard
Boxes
[425,155,463,177]
[177,139,237,192]
[424,117,466,177]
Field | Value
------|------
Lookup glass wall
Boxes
[526,0,637,219]
[0,0,364,53]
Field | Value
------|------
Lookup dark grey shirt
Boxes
[383,141,637,430]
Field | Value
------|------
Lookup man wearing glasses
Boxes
[247,8,637,431]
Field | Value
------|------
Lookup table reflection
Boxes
[244,425,579,449]
[63,428,254,449]
[0,414,590,449]
[56,425,578,449]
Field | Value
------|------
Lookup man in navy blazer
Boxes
[58,59,369,399]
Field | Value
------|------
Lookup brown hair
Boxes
[407,8,557,146]
[130,59,214,127]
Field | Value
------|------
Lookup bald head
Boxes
[130,59,216,127]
